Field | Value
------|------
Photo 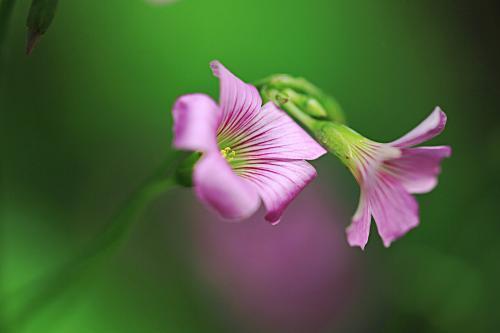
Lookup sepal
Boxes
[174,152,200,187]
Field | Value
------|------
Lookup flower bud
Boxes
[256,74,345,123]
[26,0,59,54]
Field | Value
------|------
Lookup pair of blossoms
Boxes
[172,61,451,249]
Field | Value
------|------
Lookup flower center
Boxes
[220,146,237,162]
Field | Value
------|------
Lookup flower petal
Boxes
[172,94,221,152]
[390,107,447,148]
[230,102,326,160]
[368,174,419,247]
[385,146,452,194]
[239,160,317,224]
[193,152,260,221]
[346,193,371,250]
[210,61,263,143]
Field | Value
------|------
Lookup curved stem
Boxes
[281,99,317,130]
[5,151,188,331]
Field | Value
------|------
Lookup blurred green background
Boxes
[1,0,499,332]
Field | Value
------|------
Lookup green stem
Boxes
[261,86,318,131]
[281,99,317,130]
[5,151,188,331]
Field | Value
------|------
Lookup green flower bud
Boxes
[26,0,59,54]
[256,74,345,124]
[256,75,361,173]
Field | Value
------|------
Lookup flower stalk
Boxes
[4,151,189,331]
[311,120,369,172]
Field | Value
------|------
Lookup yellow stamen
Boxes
[220,146,237,162]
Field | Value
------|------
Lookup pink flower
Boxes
[172,61,326,223]
[343,108,451,248]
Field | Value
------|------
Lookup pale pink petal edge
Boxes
[390,107,447,148]
[346,193,371,250]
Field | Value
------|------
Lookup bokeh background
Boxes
[2,0,499,332]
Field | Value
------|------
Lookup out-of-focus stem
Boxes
[4,151,189,331]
